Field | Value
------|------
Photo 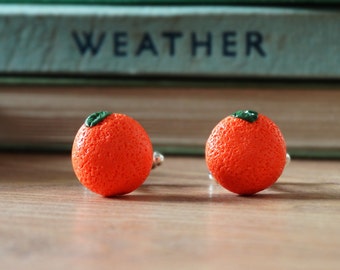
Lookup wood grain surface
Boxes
[2,85,340,156]
[0,153,340,270]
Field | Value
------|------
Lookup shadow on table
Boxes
[265,182,340,200]
[112,181,340,203]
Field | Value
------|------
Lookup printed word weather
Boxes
[71,31,267,58]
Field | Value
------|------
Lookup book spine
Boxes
[0,5,340,78]
[1,1,340,5]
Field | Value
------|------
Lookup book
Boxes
[1,78,340,158]
[0,0,339,4]
[0,5,340,78]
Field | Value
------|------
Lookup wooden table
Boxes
[1,153,340,270]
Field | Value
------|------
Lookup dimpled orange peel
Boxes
[72,111,154,197]
[205,110,287,195]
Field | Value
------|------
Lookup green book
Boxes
[0,4,340,78]
[0,0,339,4]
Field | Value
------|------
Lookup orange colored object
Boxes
[72,111,153,197]
[205,110,287,195]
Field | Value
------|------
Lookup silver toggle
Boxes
[152,151,164,169]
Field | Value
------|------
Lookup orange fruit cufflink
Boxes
[71,111,163,197]
[206,110,289,195]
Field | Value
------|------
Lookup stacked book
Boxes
[1,0,339,158]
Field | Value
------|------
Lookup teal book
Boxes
[0,0,339,4]
[0,4,340,78]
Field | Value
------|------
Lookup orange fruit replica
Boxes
[72,111,153,197]
[205,110,287,195]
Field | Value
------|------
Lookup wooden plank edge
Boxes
[1,143,340,159]
[2,76,340,88]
